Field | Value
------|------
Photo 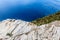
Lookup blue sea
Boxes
[0,0,60,21]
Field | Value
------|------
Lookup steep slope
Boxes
[32,12,60,25]
[0,19,60,40]
[0,19,36,40]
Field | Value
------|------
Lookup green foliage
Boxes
[32,11,60,26]
[6,33,13,37]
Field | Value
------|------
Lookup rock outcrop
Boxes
[0,19,60,40]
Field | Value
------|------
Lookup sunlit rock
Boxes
[0,19,60,40]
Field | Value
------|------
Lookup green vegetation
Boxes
[6,33,13,37]
[32,12,60,26]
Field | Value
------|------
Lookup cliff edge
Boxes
[0,19,60,40]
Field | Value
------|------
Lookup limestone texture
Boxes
[0,19,60,40]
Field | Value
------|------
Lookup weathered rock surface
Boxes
[0,19,60,40]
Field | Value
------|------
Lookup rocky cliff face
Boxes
[0,19,60,40]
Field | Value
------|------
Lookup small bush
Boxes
[6,33,13,37]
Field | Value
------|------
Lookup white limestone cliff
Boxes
[0,19,60,40]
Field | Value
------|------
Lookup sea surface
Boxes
[0,0,59,21]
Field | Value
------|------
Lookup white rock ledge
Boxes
[0,19,60,40]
